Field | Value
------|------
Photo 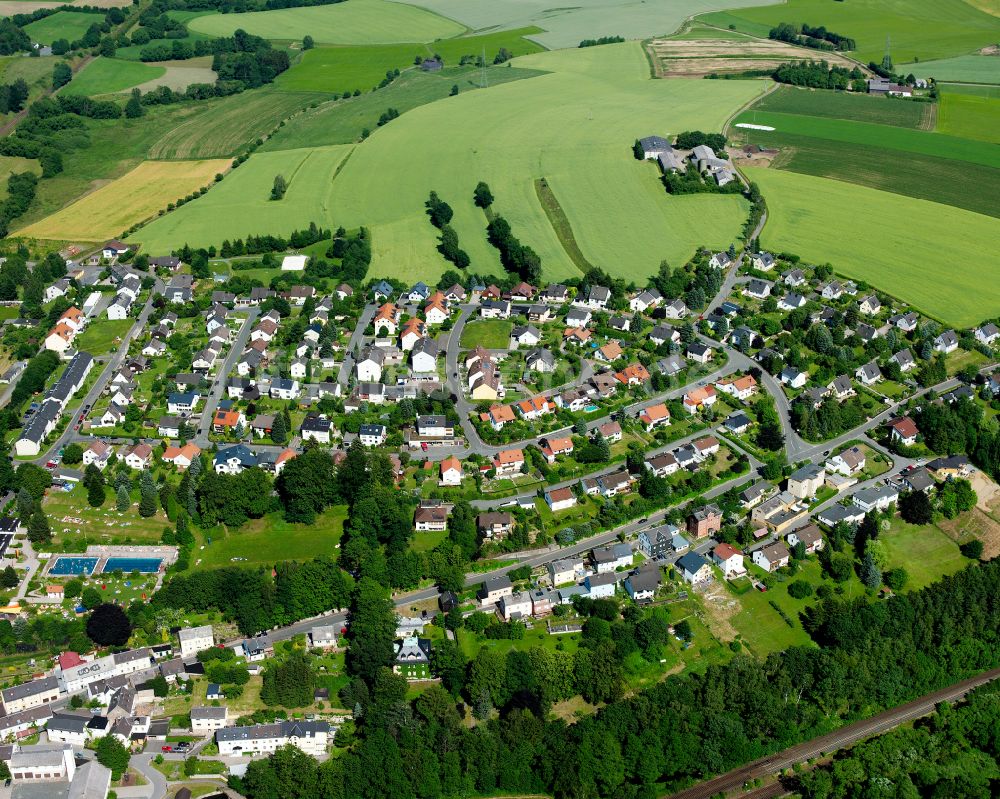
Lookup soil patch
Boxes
[938,508,1000,559]
[699,580,740,642]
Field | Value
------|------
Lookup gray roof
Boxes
[191,706,228,720]
[216,720,328,743]
[2,676,58,703]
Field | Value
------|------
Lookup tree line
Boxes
[772,60,864,90]
[769,22,856,52]
[486,215,541,284]
[425,191,470,268]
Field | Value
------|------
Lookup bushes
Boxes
[486,214,541,283]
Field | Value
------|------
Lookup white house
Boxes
[178,625,214,659]
[217,720,329,757]
[191,706,229,733]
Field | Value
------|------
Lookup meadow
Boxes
[127,146,352,253]
[392,0,779,49]
[750,129,1000,218]
[274,27,544,94]
[136,43,761,282]
[909,55,1000,85]
[936,91,1000,143]
[186,0,465,43]
[23,10,99,44]
[940,83,1000,99]
[882,518,969,590]
[747,85,932,128]
[73,318,134,354]
[17,158,230,241]
[0,156,40,199]
[147,89,330,159]
[266,64,543,148]
[62,56,165,96]
[733,110,1000,169]
[698,0,1000,64]
[744,167,1000,327]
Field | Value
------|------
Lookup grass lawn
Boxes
[73,318,135,354]
[194,506,347,569]
[936,92,1000,144]
[455,624,581,658]
[410,528,446,553]
[18,158,230,242]
[187,0,465,43]
[62,57,165,97]
[729,560,820,655]
[24,11,99,44]
[746,167,1000,328]
[44,483,172,548]
[946,348,989,376]
[699,0,1000,64]
[747,85,931,128]
[459,319,512,349]
[152,43,759,283]
[882,517,970,590]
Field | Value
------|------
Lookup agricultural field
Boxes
[744,167,1000,328]
[698,0,1000,64]
[17,158,230,242]
[647,36,856,78]
[274,27,544,94]
[393,0,779,49]
[185,0,465,44]
[128,146,352,253]
[23,10,99,44]
[940,83,1000,98]
[144,43,759,282]
[129,62,218,93]
[909,55,1000,85]
[747,85,933,128]
[266,64,543,149]
[147,89,330,160]
[936,91,1000,143]
[61,57,165,96]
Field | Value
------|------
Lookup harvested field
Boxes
[130,65,217,93]
[700,581,739,642]
[648,37,858,77]
[0,0,127,11]
[969,470,1000,513]
[15,158,230,241]
[939,508,1000,560]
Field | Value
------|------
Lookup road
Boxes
[336,302,376,386]
[195,307,259,447]
[665,666,1000,799]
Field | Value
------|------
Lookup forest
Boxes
[229,560,1000,799]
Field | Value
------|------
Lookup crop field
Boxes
[745,167,1000,327]
[274,28,544,94]
[62,57,165,96]
[648,37,857,78]
[748,85,933,128]
[17,158,230,242]
[139,43,761,282]
[936,92,1000,143]
[699,0,1000,64]
[186,0,465,44]
[127,146,352,253]
[393,0,778,49]
[130,63,218,93]
[744,130,1000,218]
[266,65,543,149]
[147,89,330,159]
[909,55,1000,85]
[23,10,99,44]
[941,83,1000,99]
[732,110,1000,169]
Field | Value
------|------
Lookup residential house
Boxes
[856,360,882,386]
[752,541,790,572]
[625,566,661,601]
[122,444,152,470]
[548,558,582,586]
[661,298,688,319]
[976,323,999,346]
[934,330,959,354]
[161,443,201,471]
[509,325,541,349]
[478,574,513,605]
[852,485,899,513]
[216,720,329,757]
[544,486,576,512]
[592,543,633,573]
[711,543,746,579]
[859,295,882,315]
[888,416,919,446]
[493,448,525,475]
[686,342,713,364]
[538,436,573,464]
[778,292,807,311]
[414,506,448,532]
[826,446,866,477]
[477,512,514,541]
[358,424,386,447]
[439,456,462,486]
[630,288,662,313]
[744,279,772,300]
[639,402,670,431]
[525,348,556,373]
[687,504,722,538]
[638,524,686,559]
[584,572,618,599]
[751,251,775,271]
[787,524,824,554]
[301,414,333,444]
[780,367,807,389]
[715,374,757,401]
[683,384,716,414]
[787,464,825,500]
[178,625,214,659]
[213,444,257,474]
[677,551,712,585]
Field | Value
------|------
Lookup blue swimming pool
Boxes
[102,557,162,574]
[584,404,600,412]
[49,557,99,576]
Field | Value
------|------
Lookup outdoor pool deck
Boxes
[44,545,178,577]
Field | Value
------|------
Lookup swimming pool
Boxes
[49,557,99,576]
[102,557,163,574]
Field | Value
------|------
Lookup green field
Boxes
[196,506,347,569]
[746,167,1000,327]
[909,55,1000,85]
[275,28,544,94]
[147,89,331,159]
[266,64,543,148]
[746,85,932,128]
[393,0,779,49]
[733,110,1000,169]
[0,156,40,199]
[136,43,759,282]
[459,319,512,348]
[936,91,1000,143]
[23,11,99,44]
[186,0,465,43]
[882,518,969,590]
[739,130,1000,218]
[129,145,353,251]
[62,57,165,96]
[699,0,1000,64]
[74,318,135,354]
[941,83,1000,99]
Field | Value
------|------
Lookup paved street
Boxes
[195,307,260,447]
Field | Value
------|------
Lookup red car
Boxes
[161,745,172,753]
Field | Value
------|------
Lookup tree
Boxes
[961,539,984,560]
[139,472,157,518]
[788,580,813,599]
[62,443,83,465]
[860,553,882,591]
[51,61,72,91]
[116,484,130,512]
[884,567,908,591]
[0,566,17,589]
[86,465,106,507]
[124,88,144,119]
[81,586,102,609]
[270,412,288,444]
[473,181,494,209]
[27,508,51,545]
[261,652,315,707]
[900,490,933,525]
[16,487,34,520]
[302,35,314,50]
[96,735,130,780]
[346,578,397,684]
[270,174,287,201]
[86,603,132,646]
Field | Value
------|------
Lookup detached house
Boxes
[752,541,790,572]
[639,402,671,431]
[888,416,919,446]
